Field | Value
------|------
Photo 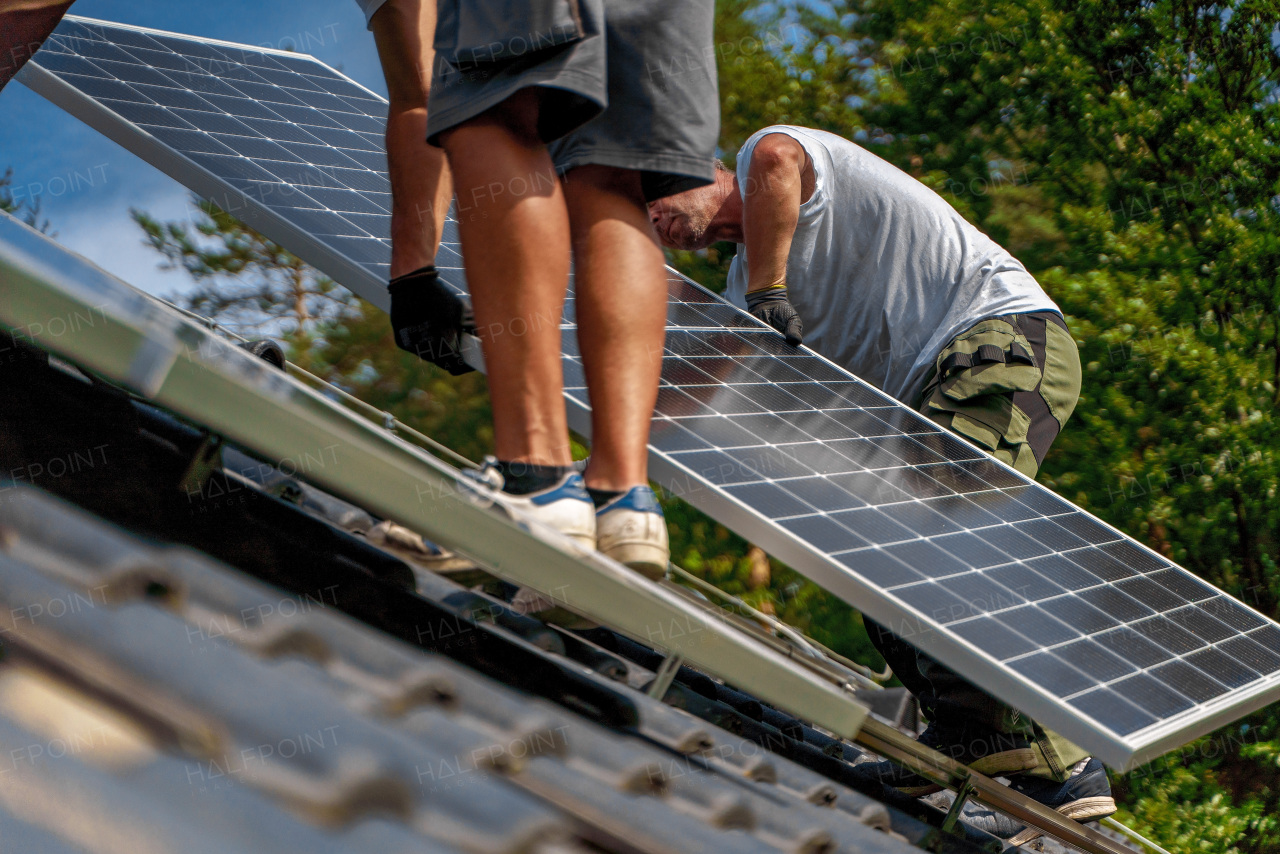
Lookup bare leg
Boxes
[439,90,573,467]
[0,0,74,90]
[369,0,452,276]
[564,166,666,491]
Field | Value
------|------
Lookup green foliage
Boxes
[1,168,50,233]
[841,0,1280,616]
[1112,706,1280,854]
[665,242,736,295]
[133,196,357,336]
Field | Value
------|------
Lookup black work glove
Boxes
[746,287,804,346]
[388,265,476,376]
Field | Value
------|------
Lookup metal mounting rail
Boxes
[658,578,885,692]
[145,292,480,472]
[855,719,1132,854]
[1102,818,1171,854]
[0,211,868,741]
[665,562,892,686]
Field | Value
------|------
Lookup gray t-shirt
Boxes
[726,126,1059,402]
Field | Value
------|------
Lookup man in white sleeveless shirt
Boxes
[651,126,1114,834]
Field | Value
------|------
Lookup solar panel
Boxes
[23,17,398,309]
[22,16,1280,770]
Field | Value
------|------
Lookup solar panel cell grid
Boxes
[29,17,1280,768]
[36,22,399,277]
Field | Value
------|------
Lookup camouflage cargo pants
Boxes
[868,310,1087,780]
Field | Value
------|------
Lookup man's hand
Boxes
[388,265,476,375]
[746,287,804,346]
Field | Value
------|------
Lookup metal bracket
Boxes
[646,653,684,700]
[177,433,224,498]
[939,774,975,836]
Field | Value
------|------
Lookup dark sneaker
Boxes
[852,720,1038,796]
[1005,757,1116,845]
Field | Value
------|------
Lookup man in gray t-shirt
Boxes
[650,124,1083,476]
[659,125,1059,400]
[651,126,1113,829]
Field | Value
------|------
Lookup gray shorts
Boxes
[355,0,387,29]
[426,0,718,200]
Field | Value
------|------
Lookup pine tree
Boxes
[1,168,50,233]
[133,196,356,337]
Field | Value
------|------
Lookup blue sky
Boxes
[0,0,386,297]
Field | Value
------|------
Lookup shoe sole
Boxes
[565,531,597,550]
[1006,796,1117,846]
[896,748,1039,797]
[600,541,668,581]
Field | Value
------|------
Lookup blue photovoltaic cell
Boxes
[27,16,1280,767]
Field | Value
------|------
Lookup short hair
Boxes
[714,157,731,173]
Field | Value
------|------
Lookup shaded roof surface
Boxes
[0,342,1031,853]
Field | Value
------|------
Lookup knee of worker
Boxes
[1003,444,1040,478]
[1029,728,1092,781]
[1041,320,1082,429]
[921,402,1040,477]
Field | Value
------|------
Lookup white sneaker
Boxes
[501,471,597,549]
[463,462,596,549]
[595,486,669,580]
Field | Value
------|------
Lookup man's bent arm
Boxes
[742,133,808,292]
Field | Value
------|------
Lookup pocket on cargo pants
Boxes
[918,318,1043,477]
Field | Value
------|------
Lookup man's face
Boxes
[648,184,719,250]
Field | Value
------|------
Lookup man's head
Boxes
[648,160,741,250]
